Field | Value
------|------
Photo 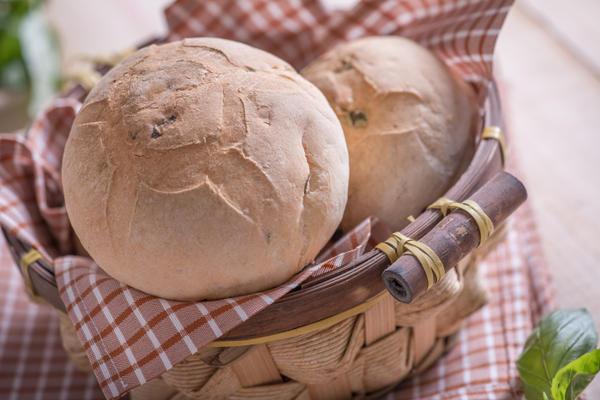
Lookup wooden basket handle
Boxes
[381,171,527,303]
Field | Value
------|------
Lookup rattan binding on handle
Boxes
[19,249,45,304]
[428,198,494,247]
[382,171,527,304]
[376,233,445,289]
[482,125,507,164]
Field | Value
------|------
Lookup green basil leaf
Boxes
[517,309,598,400]
[551,349,600,400]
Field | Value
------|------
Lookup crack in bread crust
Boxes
[61,38,349,301]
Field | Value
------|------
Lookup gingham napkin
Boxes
[0,0,518,398]
[0,106,374,399]
[0,196,555,400]
[166,0,513,99]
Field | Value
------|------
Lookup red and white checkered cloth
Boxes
[0,1,557,399]
[166,0,512,101]
[0,235,100,400]
[0,200,554,400]
[0,101,374,400]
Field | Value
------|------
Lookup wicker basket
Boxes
[2,75,515,399]
[57,251,493,400]
[0,0,528,394]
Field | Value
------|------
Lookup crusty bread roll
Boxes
[62,38,349,301]
[302,36,476,231]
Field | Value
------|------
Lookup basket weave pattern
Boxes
[59,252,490,399]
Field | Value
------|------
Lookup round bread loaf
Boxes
[302,36,476,231]
[62,38,349,301]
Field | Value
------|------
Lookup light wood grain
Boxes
[231,345,281,386]
[412,317,437,365]
[519,0,600,77]
[308,376,353,400]
[496,2,600,397]
[364,293,396,345]
[497,3,600,325]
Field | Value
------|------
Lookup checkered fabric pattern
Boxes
[0,97,373,400]
[55,224,373,399]
[166,0,513,102]
[0,94,372,398]
[0,0,555,399]
[0,233,102,400]
[0,196,554,400]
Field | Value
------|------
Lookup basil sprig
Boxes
[517,309,600,400]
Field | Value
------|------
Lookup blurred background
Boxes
[1,0,599,395]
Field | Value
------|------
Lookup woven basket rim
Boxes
[1,77,505,341]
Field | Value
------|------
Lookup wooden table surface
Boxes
[42,0,600,397]
[496,2,600,395]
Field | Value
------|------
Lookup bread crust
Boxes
[302,36,476,231]
[62,38,349,300]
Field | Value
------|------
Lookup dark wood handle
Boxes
[382,171,527,303]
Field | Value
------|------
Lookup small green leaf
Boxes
[517,309,598,400]
[551,349,600,400]
[0,0,42,87]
